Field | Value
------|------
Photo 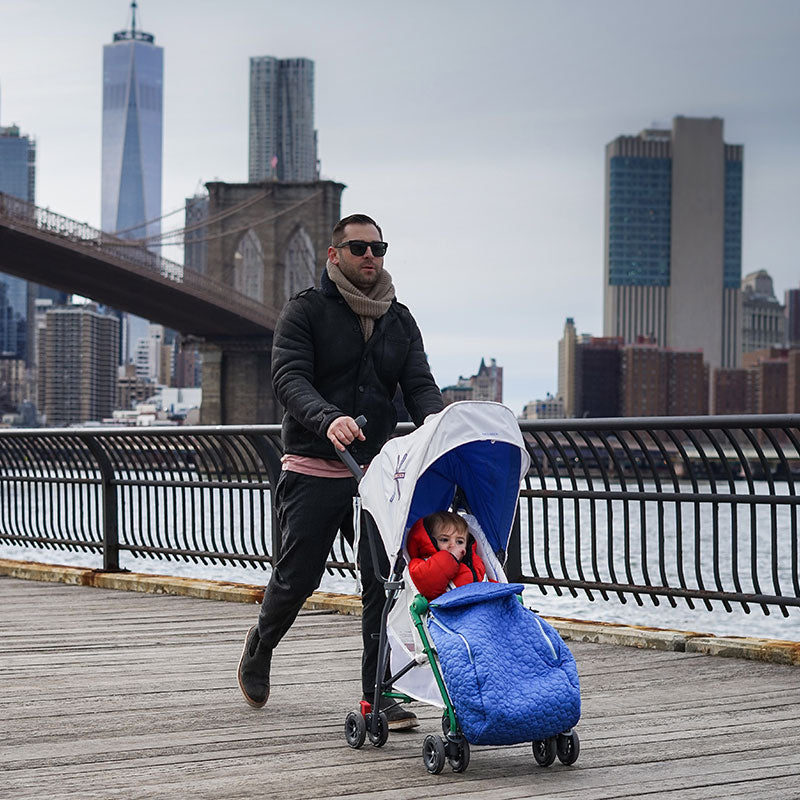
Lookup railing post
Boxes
[505,506,523,582]
[82,434,120,572]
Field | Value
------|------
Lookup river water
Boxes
[2,537,798,643]
[1,477,798,642]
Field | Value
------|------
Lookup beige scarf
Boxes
[326,259,396,341]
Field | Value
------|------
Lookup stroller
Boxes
[340,401,581,774]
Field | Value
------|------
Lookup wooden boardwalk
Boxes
[2,575,800,800]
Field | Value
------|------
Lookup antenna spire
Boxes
[130,1,138,34]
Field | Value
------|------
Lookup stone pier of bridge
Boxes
[198,179,344,424]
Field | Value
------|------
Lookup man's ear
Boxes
[327,245,339,265]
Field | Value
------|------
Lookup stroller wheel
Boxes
[556,730,580,765]
[344,710,366,749]
[532,736,557,767]
[367,711,389,748]
[447,738,470,773]
[422,734,446,774]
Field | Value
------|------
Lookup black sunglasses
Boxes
[334,240,389,257]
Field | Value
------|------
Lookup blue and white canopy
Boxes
[359,401,531,564]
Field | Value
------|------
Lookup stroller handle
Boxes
[335,415,367,481]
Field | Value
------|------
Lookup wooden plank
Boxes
[1,575,800,799]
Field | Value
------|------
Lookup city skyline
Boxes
[1,0,798,415]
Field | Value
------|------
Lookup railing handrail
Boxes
[0,415,798,618]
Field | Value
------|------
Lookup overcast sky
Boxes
[1,0,798,414]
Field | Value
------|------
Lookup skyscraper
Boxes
[102,2,163,240]
[741,270,785,353]
[603,116,743,370]
[101,2,163,360]
[0,112,36,362]
[249,56,318,182]
[37,304,120,426]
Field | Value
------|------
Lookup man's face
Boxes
[434,524,468,562]
[328,222,385,291]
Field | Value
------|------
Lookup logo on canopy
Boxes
[388,453,408,502]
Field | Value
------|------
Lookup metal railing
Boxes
[0,415,798,616]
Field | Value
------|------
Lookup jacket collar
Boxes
[320,267,339,297]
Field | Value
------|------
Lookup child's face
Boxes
[435,524,468,561]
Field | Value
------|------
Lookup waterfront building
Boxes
[38,305,120,426]
[757,360,788,414]
[574,337,623,418]
[557,318,579,417]
[785,287,800,348]
[0,355,30,413]
[665,350,708,415]
[742,270,785,353]
[603,116,743,370]
[712,367,757,415]
[788,350,800,413]
[441,358,503,406]
[521,394,565,420]
[621,342,667,417]
[249,56,318,182]
[116,363,154,411]
[0,116,36,364]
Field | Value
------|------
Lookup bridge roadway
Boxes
[2,572,800,800]
[0,191,277,336]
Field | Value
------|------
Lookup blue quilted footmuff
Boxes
[427,582,581,746]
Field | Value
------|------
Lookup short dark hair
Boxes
[331,213,383,246]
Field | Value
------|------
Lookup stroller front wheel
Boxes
[557,730,580,765]
[532,736,557,767]
[366,711,389,747]
[344,710,366,749]
[422,735,446,774]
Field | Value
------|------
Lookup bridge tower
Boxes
[198,179,344,424]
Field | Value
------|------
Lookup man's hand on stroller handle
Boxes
[328,415,367,452]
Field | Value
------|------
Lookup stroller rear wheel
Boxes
[532,736,557,767]
[556,730,580,765]
[422,735,446,774]
[366,711,389,747]
[344,710,366,749]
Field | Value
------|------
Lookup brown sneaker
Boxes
[238,626,272,708]
[365,695,420,730]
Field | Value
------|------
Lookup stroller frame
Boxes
[338,407,580,774]
[338,424,467,768]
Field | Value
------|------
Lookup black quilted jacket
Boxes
[271,270,444,462]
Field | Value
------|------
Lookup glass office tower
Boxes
[603,116,743,369]
[101,7,163,241]
[249,56,318,183]
[101,3,163,359]
[0,122,36,362]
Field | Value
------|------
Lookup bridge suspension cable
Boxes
[111,188,325,249]
[110,188,272,241]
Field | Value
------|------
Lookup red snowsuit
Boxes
[406,517,487,601]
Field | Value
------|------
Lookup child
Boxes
[406,510,487,601]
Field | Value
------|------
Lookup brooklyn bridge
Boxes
[0,180,344,423]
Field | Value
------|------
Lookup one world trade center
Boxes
[101,2,163,357]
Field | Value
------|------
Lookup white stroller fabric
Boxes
[358,401,531,705]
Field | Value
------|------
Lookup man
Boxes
[237,213,443,729]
